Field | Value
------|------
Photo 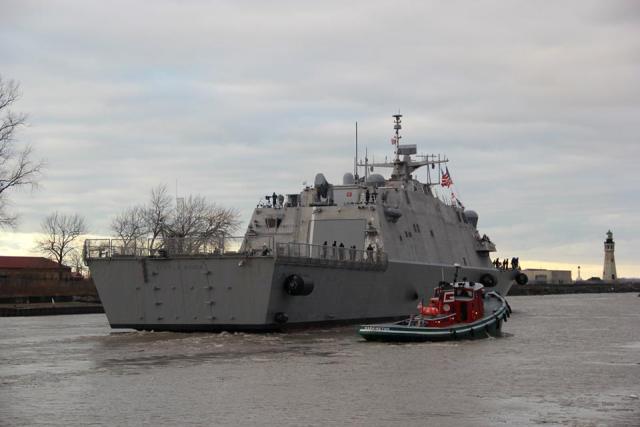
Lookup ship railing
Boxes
[275,242,388,269]
[83,236,244,260]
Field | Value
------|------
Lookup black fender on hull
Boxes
[515,272,528,285]
[283,274,314,296]
[479,273,497,288]
[274,312,289,324]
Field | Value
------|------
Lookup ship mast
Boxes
[357,114,449,182]
[393,113,402,162]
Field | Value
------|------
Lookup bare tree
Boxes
[143,184,171,250]
[111,205,146,252]
[68,249,85,276]
[0,76,43,228]
[110,185,240,254]
[36,212,87,266]
[163,195,240,247]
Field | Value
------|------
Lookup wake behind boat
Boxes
[358,281,511,342]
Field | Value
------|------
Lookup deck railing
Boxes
[275,242,387,270]
[83,236,242,260]
[84,238,387,270]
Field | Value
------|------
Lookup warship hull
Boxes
[88,255,516,331]
[87,115,524,332]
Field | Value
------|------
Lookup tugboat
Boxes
[358,278,511,342]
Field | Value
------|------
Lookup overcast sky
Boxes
[1,0,638,278]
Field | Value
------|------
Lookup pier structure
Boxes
[602,230,617,282]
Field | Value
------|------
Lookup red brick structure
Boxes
[0,256,98,302]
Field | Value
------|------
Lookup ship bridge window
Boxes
[265,217,282,228]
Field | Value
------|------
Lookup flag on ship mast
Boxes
[391,136,398,145]
[441,167,453,187]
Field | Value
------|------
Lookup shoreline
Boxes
[507,281,640,296]
[1,282,638,317]
[0,302,104,317]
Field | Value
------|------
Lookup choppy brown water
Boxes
[1,294,639,426]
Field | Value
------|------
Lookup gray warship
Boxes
[84,114,527,331]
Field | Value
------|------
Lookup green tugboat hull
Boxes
[358,292,510,342]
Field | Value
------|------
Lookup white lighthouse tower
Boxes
[602,230,617,282]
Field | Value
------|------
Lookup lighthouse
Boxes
[602,230,617,282]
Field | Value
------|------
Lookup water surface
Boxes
[1,294,638,426]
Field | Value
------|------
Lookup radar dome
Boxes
[342,173,355,185]
[465,210,478,228]
[365,173,385,187]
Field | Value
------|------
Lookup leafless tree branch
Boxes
[0,75,44,228]
[162,195,240,246]
[35,212,88,266]
[144,184,172,250]
[112,184,240,252]
[111,205,147,250]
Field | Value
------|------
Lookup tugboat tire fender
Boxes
[479,273,497,288]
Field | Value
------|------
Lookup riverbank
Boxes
[507,281,640,296]
[0,302,104,317]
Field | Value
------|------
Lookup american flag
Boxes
[390,136,397,145]
[441,167,453,187]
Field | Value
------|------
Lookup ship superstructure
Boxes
[85,115,525,331]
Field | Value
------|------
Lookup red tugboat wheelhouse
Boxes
[358,281,511,342]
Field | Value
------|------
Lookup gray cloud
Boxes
[1,0,638,274]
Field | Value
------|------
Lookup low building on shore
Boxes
[522,268,572,285]
[0,256,98,304]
